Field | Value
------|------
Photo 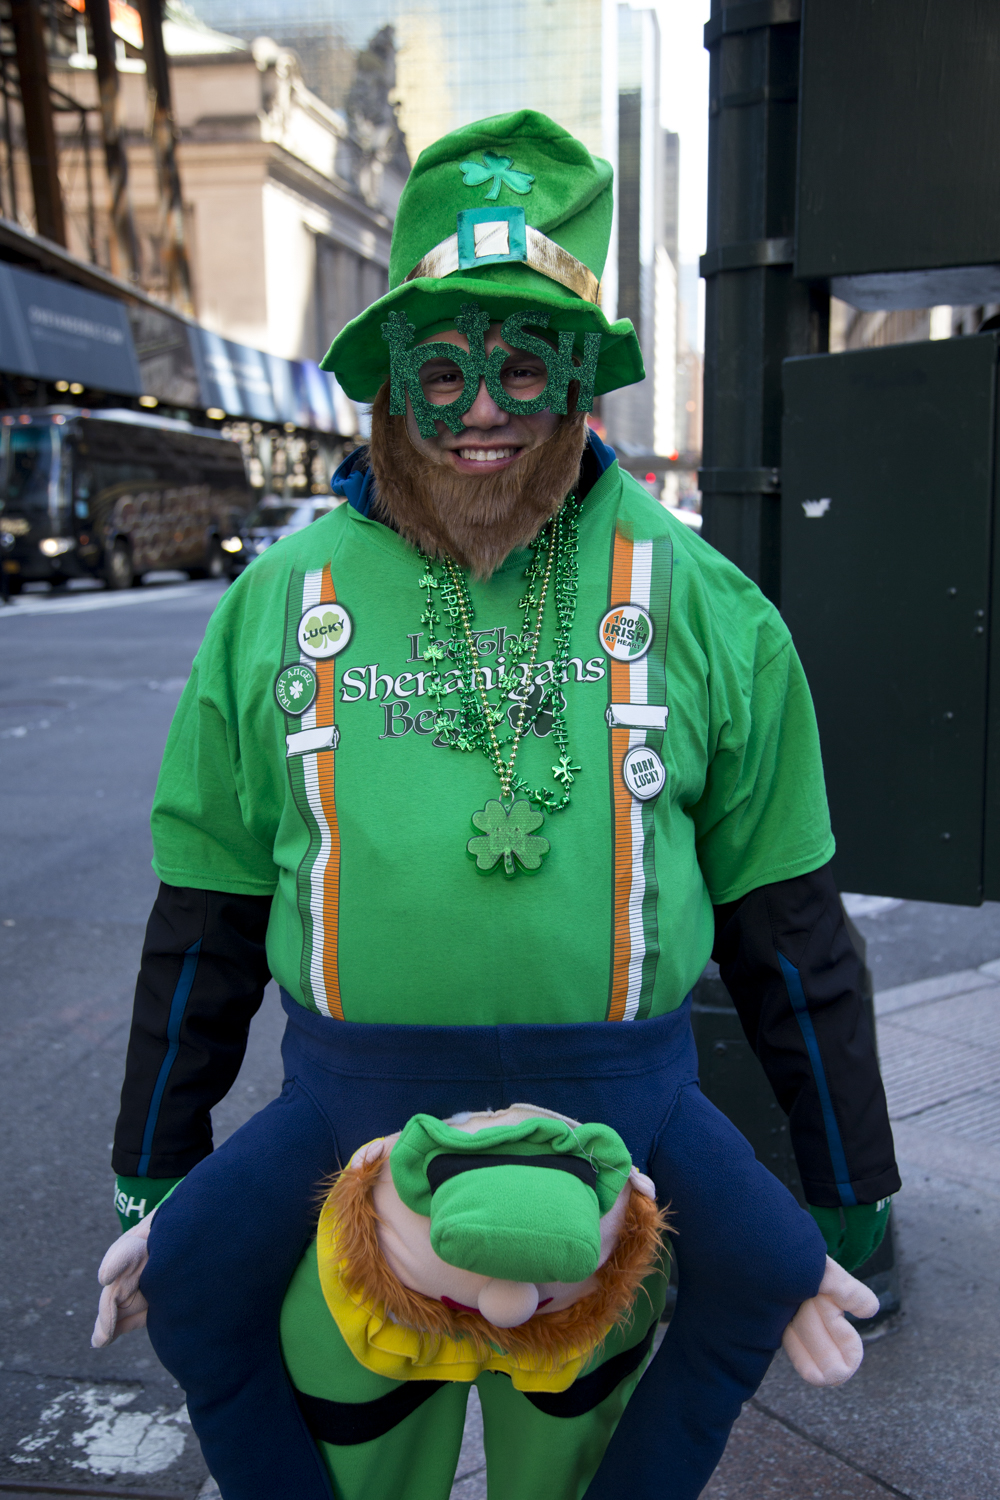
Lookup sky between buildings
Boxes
[188,0,709,344]
[654,0,709,266]
[653,0,708,352]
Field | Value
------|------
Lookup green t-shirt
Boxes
[150,462,834,1024]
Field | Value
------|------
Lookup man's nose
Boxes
[462,378,509,430]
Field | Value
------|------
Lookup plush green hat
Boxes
[321,109,644,403]
[390,1113,634,1285]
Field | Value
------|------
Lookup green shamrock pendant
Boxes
[467,799,550,877]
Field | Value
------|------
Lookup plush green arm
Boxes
[808,1198,892,1274]
[113,1175,183,1235]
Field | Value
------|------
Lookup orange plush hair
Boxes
[321,1155,670,1366]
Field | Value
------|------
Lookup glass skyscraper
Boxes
[186,0,677,450]
[187,0,611,164]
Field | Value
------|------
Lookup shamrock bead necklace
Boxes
[415,496,582,875]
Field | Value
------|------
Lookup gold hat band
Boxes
[404,225,602,306]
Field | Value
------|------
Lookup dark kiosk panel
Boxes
[796,0,1000,308]
[780,334,1000,906]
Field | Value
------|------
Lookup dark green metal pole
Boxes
[694,0,897,1324]
[699,0,827,605]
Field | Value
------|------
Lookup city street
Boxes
[0,0,994,1495]
[2,576,1000,1499]
[0,576,281,1498]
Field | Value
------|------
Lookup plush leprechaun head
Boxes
[324,1105,666,1361]
[321,111,644,578]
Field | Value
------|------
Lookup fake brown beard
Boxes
[320,1154,670,1367]
[366,381,588,579]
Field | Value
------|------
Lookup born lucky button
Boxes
[275,663,317,715]
[297,601,353,659]
[622,745,666,801]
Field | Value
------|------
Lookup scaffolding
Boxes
[0,0,190,309]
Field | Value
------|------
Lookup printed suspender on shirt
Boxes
[605,528,673,1022]
[282,565,344,1020]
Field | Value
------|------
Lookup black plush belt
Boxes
[294,1317,658,1445]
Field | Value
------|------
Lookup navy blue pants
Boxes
[142,994,826,1500]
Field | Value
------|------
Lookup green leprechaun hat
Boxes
[390,1112,634,1285]
[321,109,644,403]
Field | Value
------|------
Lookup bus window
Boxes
[3,427,55,513]
[71,457,93,518]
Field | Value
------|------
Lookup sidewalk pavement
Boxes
[449,962,1000,1500]
[6,960,989,1500]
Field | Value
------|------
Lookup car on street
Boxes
[224,495,341,574]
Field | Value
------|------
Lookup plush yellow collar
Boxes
[315,1195,609,1392]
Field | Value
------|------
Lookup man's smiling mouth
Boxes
[457,447,519,462]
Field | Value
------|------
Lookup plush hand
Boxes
[114,1175,182,1234]
[782,1256,880,1386]
[91,1216,154,1348]
[808,1198,891,1273]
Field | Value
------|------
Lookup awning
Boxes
[0,255,359,435]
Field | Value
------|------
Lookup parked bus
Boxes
[0,407,253,594]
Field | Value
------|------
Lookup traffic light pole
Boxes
[699,0,826,606]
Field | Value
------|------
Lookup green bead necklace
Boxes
[415,496,582,875]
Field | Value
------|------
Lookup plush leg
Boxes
[475,1282,666,1500]
[141,1079,341,1500]
[281,1242,469,1500]
[582,1082,827,1500]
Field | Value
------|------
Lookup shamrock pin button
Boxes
[275,663,317,716]
[297,602,353,659]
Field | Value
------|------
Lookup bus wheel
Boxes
[105,541,134,590]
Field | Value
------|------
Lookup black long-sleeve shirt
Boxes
[113,885,272,1177]
[712,861,899,1207]
[113,863,899,1205]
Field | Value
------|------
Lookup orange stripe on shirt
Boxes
[607,531,634,1022]
[314,564,344,1020]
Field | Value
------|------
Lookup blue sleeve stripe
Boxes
[136,939,202,1177]
[776,950,858,1208]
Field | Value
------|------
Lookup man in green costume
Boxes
[96,110,898,1499]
